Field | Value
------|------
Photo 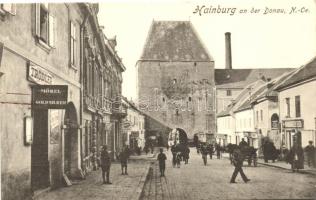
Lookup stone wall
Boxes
[137,61,215,139]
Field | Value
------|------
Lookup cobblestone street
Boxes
[141,148,316,200]
[34,159,151,200]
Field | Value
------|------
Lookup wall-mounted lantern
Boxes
[24,116,33,145]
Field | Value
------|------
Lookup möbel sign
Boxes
[32,85,68,109]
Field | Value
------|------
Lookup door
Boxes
[31,109,49,190]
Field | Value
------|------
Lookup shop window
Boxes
[70,21,77,68]
[295,95,301,118]
[35,3,55,49]
[0,3,16,16]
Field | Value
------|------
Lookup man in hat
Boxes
[230,146,250,183]
[157,148,167,177]
[100,145,112,184]
[305,141,315,167]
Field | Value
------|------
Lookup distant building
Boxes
[122,98,146,151]
[137,21,215,143]
[215,33,294,114]
[276,57,316,149]
[251,71,295,151]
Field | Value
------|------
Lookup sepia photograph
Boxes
[0,0,316,199]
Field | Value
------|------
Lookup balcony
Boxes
[84,94,112,114]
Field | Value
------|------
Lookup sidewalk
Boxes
[257,159,316,175]
[33,161,150,200]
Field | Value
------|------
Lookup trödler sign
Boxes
[32,85,68,109]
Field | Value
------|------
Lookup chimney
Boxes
[225,32,232,70]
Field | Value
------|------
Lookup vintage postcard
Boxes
[0,0,315,200]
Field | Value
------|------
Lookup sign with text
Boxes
[28,64,53,85]
[282,119,304,129]
[32,85,68,109]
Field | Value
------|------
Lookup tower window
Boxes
[226,90,232,96]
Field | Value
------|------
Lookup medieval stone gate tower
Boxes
[137,21,215,142]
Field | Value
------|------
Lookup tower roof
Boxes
[139,21,213,62]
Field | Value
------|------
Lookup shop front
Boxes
[282,119,303,149]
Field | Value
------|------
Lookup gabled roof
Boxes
[218,79,267,116]
[235,83,269,112]
[215,68,293,88]
[253,70,297,102]
[139,21,213,62]
[276,57,316,91]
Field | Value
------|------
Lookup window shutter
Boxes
[35,4,40,37]
[48,14,55,47]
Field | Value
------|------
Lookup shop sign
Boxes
[282,119,304,129]
[32,85,68,109]
[28,64,53,85]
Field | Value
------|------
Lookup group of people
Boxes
[284,140,315,172]
[198,143,222,165]
[100,145,130,184]
[170,144,190,168]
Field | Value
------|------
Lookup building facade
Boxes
[122,98,146,151]
[81,5,126,172]
[0,3,125,200]
[0,3,85,199]
[137,21,215,143]
[276,57,316,149]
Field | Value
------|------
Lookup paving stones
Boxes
[141,148,316,200]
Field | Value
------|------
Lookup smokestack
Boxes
[225,32,232,70]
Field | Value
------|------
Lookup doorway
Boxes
[63,102,78,178]
[31,109,49,191]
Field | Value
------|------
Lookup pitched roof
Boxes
[253,70,297,102]
[139,21,213,62]
[218,80,267,116]
[276,57,316,91]
[215,68,293,88]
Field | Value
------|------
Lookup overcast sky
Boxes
[97,0,316,100]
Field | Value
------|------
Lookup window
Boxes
[285,98,290,117]
[260,110,263,121]
[35,3,55,48]
[226,90,232,96]
[0,3,16,16]
[295,95,301,118]
[256,111,259,123]
[70,21,77,68]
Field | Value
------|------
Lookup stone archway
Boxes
[64,102,80,179]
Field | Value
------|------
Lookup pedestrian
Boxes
[184,146,190,164]
[171,144,177,167]
[100,145,112,184]
[176,152,181,168]
[287,143,304,172]
[230,146,250,183]
[207,143,213,159]
[119,146,129,175]
[201,144,208,165]
[157,148,167,177]
[305,141,315,167]
[216,144,221,159]
[150,144,154,154]
[166,143,169,151]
